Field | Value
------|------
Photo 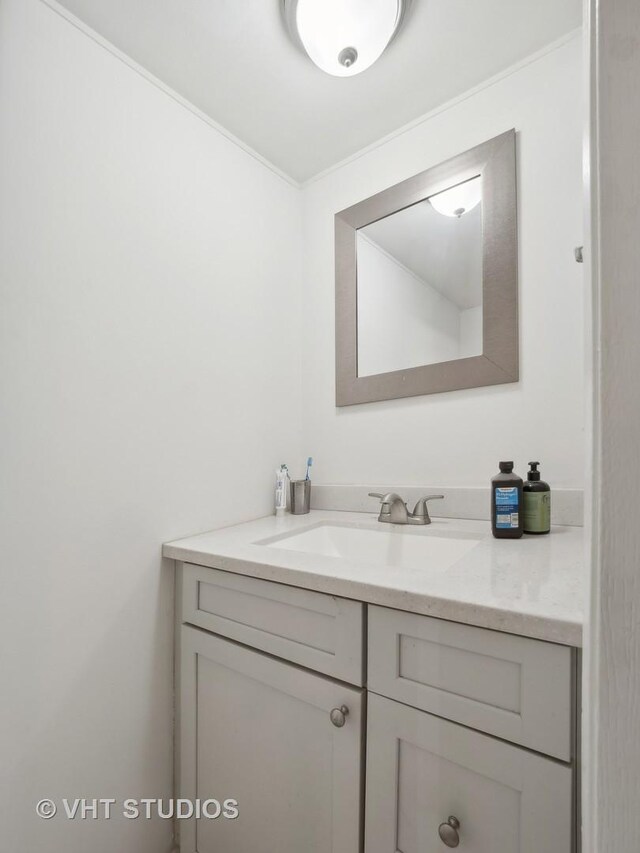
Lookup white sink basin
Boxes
[258,522,482,572]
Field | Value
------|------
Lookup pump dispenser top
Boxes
[527,462,541,481]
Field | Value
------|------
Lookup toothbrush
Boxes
[305,457,313,480]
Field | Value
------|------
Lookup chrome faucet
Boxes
[368,492,444,525]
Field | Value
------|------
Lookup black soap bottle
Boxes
[523,462,551,534]
[491,461,524,538]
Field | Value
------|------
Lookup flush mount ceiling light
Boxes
[428,176,482,218]
[283,0,408,77]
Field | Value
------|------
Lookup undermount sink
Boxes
[257,522,482,572]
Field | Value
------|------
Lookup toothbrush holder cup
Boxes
[290,479,311,515]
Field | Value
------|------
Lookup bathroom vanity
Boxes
[164,511,583,853]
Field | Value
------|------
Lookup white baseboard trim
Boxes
[311,484,584,527]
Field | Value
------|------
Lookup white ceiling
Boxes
[55,0,582,182]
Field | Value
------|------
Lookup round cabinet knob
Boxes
[329,705,349,727]
[438,816,461,848]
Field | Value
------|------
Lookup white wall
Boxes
[301,35,584,489]
[459,306,483,359]
[584,0,640,850]
[0,2,301,852]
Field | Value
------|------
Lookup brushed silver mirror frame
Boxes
[335,129,518,406]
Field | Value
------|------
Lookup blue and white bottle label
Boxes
[495,487,520,528]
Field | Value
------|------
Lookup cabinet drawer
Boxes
[365,693,573,853]
[368,605,573,760]
[181,563,364,685]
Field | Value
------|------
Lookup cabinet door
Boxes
[180,626,364,853]
[365,694,573,853]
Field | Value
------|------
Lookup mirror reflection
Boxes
[356,176,483,378]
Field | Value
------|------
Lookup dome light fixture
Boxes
[428,176,482,218]
[283,0,408,77]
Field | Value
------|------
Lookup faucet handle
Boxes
[369,492,409,524]
[412,495,444,521]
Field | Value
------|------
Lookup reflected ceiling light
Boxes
[283,0,408,77]
[428,176,482,218]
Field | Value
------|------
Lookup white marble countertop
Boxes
[163,510,585,646]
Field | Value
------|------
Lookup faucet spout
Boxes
[369,492,444,525]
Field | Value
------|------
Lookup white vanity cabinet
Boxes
[177,564,365,853]
[176,562,578,853]
[365,606,576,853]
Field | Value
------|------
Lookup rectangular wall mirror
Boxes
[335,130,518,406]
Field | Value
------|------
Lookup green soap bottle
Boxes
[523,462,551,534]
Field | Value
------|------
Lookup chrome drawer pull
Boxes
[329,705,349,727]
[438,815,461,847]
